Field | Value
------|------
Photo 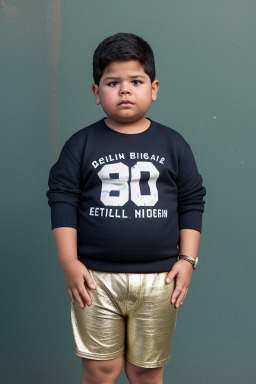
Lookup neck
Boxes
[104,117,151,134]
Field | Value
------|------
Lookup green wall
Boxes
[1,0,255,382]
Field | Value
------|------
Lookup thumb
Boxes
[165,268,177,284]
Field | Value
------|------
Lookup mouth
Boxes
[118,100,134,106]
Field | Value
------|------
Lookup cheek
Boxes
[138,86,153,102]
[100,89,116,107]
[140,91,153,107]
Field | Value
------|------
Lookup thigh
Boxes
[71,269,126,360]
[126,272,178,368]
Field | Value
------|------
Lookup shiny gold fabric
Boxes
[71,269,178,368]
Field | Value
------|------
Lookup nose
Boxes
[120,84,131,95]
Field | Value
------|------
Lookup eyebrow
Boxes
[103,75,146,81]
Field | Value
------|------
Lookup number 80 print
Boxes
[97,161,159,206]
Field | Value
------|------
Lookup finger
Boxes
[171,285,182,304]
[84,271,96,289]
[79,285,93,306]
[180,287,188,303]
[181,287,189,304]
[67,288,75,304]
[175,288,188,308]
[175,292,186,307]
[72,288,86,309]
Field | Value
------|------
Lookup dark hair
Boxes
[93,32,156,85]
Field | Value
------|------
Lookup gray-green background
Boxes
[1,1,255,383]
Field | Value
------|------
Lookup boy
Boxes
[46,32,206,384]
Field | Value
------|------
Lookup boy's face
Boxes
[92,60,159,126]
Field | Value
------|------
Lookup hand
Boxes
[165,260,193,308]
[61,259,96,308]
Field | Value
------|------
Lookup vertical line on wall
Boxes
[47,0,61,166]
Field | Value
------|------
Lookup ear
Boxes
[92,84,100,105]
[151,79,159,102]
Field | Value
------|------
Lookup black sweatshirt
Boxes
[46,117,206,273]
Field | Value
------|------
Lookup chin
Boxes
[109,113,147,124]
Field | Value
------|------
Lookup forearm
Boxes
[179,228,201,259]
[52,227,78,267]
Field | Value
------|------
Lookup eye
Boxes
[107,81,118,87]
[132,80,143,85]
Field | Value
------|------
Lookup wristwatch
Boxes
[178,255,198,270]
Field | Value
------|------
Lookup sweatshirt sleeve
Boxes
[176,142,206,233]
[46,142,82,230]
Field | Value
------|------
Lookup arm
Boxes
[46,141,96,308]
[53,227,96,308]
[165,141,206,308]
[53,227,78,267]
[166,229,201,308]
[179,228,200,259]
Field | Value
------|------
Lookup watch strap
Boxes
[178,255,198,269]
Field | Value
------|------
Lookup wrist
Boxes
[60,258,79,268]
[178,255,198,270]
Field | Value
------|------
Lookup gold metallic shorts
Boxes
[71,269,178,368]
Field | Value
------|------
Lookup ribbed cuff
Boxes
[50,203,78,229]
[179,210,203,233]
